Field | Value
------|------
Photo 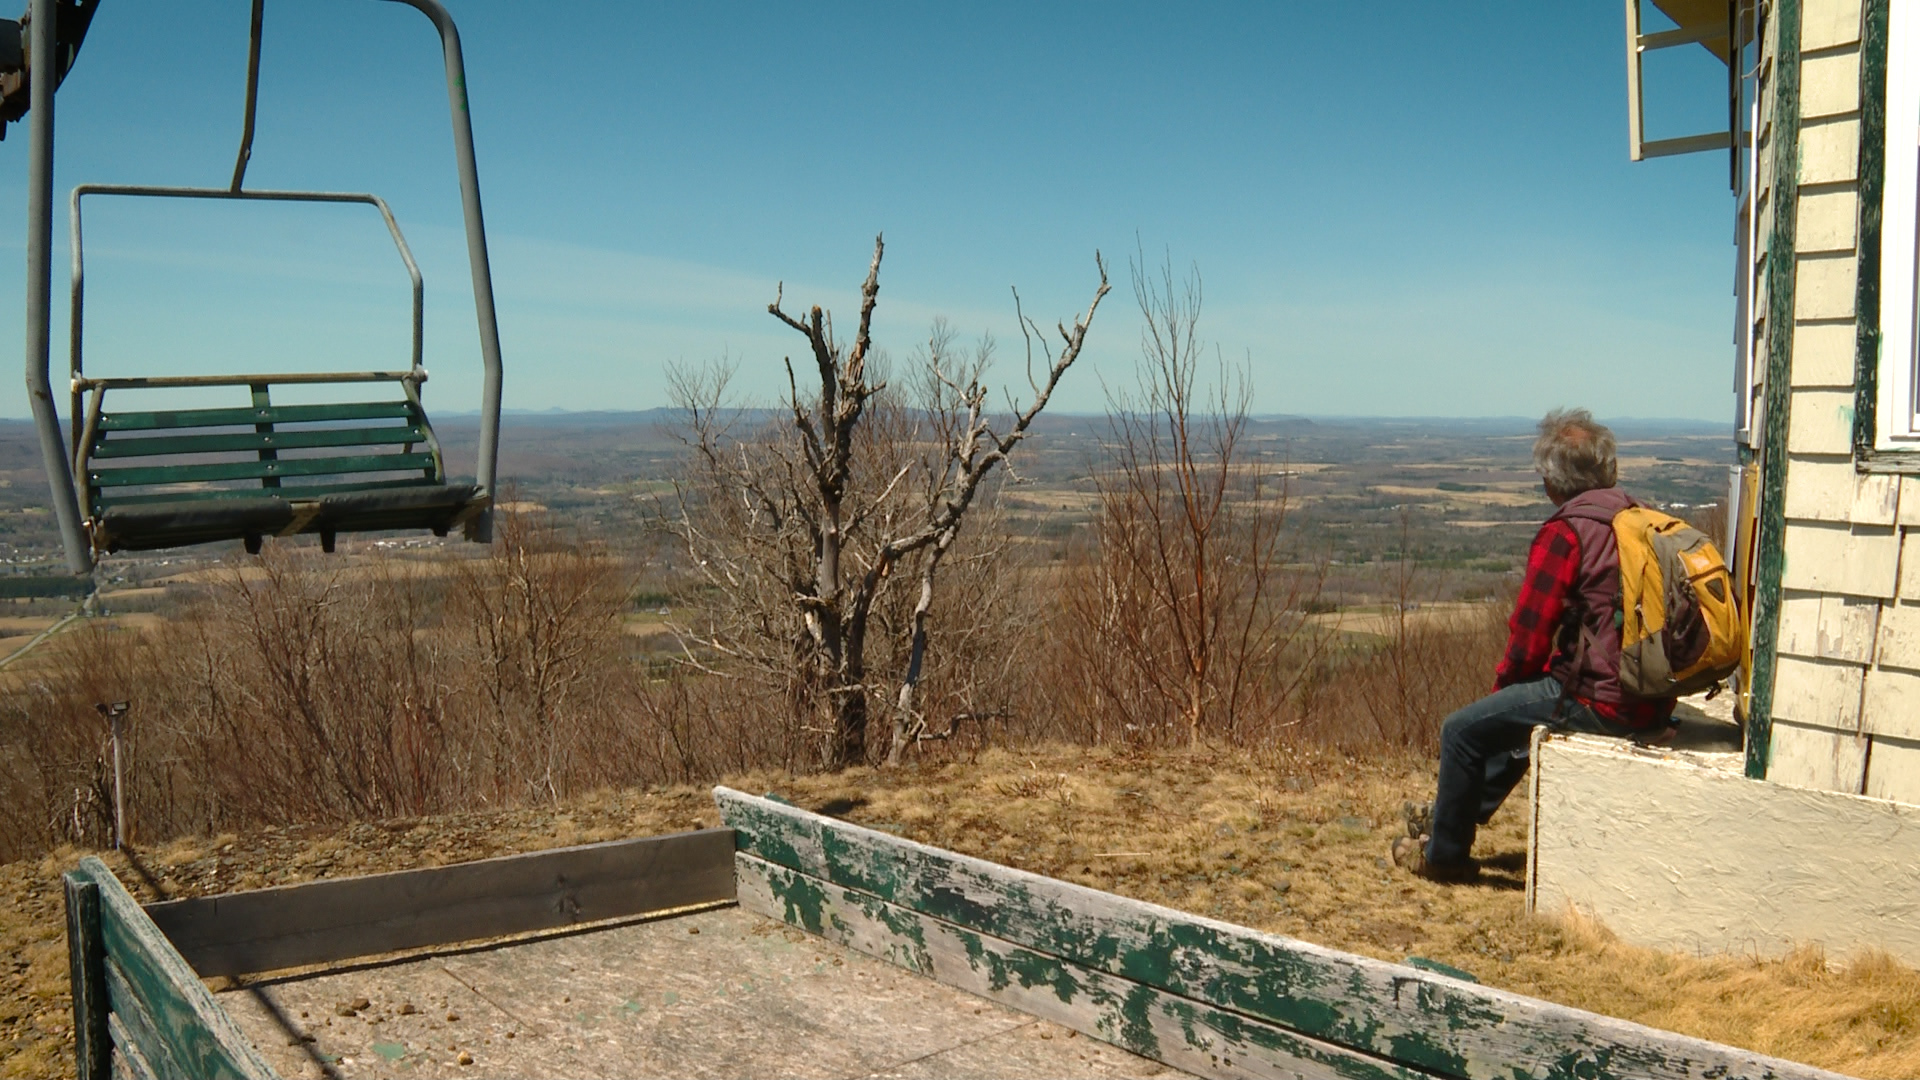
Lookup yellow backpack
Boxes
[1613,507,1745,698]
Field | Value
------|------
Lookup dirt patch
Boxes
[1371,485,1545,508]
[94,587,167,603]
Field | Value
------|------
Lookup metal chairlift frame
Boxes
[21,0,505,573]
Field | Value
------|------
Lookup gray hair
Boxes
[1533,408,1617,498]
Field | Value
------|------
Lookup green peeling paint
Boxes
[1404,957,1478,984]
[1116,983,1163,1058]
[371,1040,406,1062]
[1746,0,1805,779]
[725,792,1476,1069]
[719,787,1832,1080]
[770,866,830,935]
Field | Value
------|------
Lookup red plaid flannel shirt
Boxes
[1494,519,1670,727]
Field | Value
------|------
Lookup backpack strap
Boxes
[1544,490,1636,720]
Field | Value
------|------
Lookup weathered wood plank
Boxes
[716,787,1850,1080]
[1784,390,1857,456]
[90,450,436,488]
[146,828,736,977]
[1769,719,1871,792]
[1769,654,1867,732]
[93,424,429,459]
[1798,118,1860,185]
[65,876,109,1080]
[1789,321,1856,387]
[1801,0,1863,51]
[1779,521,1898,597]
[1863,733,1920,804]
[106,1014,160,1080]
[96,476,443,509]
[102,955,194,1080]
[737,853,1436,1080]
[98,401,414,431]
[1862,667,1920,739]
[79,858,280,1080]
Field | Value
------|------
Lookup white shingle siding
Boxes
[1767,0,1920,800]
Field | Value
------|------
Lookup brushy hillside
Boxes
[3,744,1914,1080]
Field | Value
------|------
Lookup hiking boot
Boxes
[1401,799,1432,839]
[1389,835,1480,883]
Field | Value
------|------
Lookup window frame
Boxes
[1874,0,1920,448]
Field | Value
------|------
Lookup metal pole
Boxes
[229,0,265,193]
[109,711,123,849]
[389,0,502,542]
[23,0,91,573]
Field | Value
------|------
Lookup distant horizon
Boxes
[485,407,1734,428]
[0,409,1733,428]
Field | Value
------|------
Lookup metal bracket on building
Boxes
[1626,0,1739,162]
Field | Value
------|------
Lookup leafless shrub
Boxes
[446,508,629,803]
[1290,604,1511,757]
[1050,252,1325,748]
[665,236,1108,768]
[0,513,639,861]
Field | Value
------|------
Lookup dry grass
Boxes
[743,745,1919,1078]
[2,744,1914,1078]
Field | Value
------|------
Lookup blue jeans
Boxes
[1425,676,1634,867]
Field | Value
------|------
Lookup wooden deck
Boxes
[216,904,1179,1079]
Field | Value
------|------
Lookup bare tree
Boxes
[1060,252,1322,747]
[669,235,1109,769]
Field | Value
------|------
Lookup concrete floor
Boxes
[218,904,1186,1080]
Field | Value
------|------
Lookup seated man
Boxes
[1391,408,1678,882]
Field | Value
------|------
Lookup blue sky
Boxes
[0,1,1736,421]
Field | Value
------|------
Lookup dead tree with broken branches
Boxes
[669,235,1108,769]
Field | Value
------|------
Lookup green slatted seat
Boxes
[78,380,485,554]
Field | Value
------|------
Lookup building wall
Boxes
[1530,731,1920,966]
[1765,0,1920,803]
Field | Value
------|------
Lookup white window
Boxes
[1879,0,1920,446]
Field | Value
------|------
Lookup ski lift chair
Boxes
[69,187,482,555]
[17,0,503,569]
